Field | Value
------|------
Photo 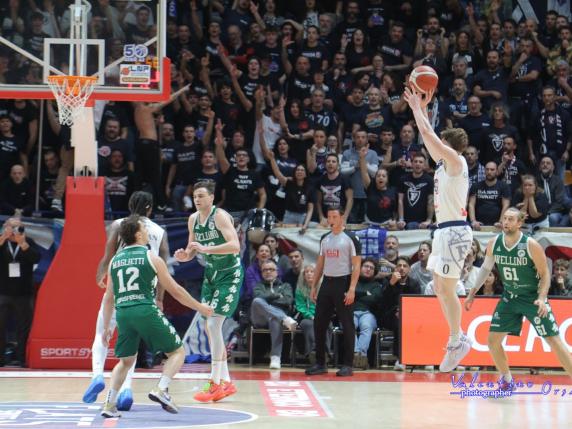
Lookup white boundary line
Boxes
[0,371,209,380]
[305,381,335,419]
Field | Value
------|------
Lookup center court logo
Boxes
[0,402,257,428]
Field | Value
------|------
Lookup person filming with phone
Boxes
[0,217,40,367]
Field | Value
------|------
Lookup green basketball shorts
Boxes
[490,293,560,338]
[201,264,243,317]
[115,304,182,357]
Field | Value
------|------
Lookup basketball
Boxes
[409,65,439,94]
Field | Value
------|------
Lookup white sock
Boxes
[106,389,118,405]
[449,332,462,347]
[91,339,107,377]
[158,375,171,390]
[212,360,222,385]
[221,360,230,383]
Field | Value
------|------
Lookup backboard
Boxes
[0,0,169,102]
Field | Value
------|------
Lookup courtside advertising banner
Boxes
[401,296,572,367]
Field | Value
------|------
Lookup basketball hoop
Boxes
[47,75,97,126]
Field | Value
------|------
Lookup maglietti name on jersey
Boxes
[195,230,220,241]
[494,255,528,266]
[112,257,145,269]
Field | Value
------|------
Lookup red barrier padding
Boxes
[401,295,572,367]
[27,177,110,369]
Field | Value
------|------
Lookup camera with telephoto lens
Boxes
[16,226,25,234]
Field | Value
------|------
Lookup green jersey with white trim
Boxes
[493,233,539,297]
[110,245,157,308]
[193,207,240,271]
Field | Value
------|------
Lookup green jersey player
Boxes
[100,216,213,418]
[174,180,243,403]
[465,207,572,387]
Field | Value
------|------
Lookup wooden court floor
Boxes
[1,365,572,429]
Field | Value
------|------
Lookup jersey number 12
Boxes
[117,267,140,292]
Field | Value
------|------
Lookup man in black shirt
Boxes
[104,150,136,214]
[305,89,338,137]
[378,21,413,73]
[97,118,134,175]
[397,153,434,230]
[0,165,33,216]
[468,161,510,229]
[215,131,266,223]
[473,50,510,111]
[458,96,491,148]
[165,125,205,212]
[317,154,353,225]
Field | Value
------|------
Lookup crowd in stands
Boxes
[2,0,572,369]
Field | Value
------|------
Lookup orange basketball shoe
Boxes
[216,381,237,400]
[194,381,225,402]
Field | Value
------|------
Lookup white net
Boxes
[47,76,97,126]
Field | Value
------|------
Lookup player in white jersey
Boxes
[82,192,170,410]
[404,87,473,372]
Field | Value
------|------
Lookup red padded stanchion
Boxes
[27,177,107,369]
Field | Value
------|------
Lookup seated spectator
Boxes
[265,151,315,231]
[294,264,332,363]
[283,249,304,293]
[341,130,379,223]
[537,156,570,227]
[380,256,421,371]
[263,233,291,274]
[475,268,503,296]
[104,150,136,213]
[409,241,432,291]
[549,259,572,296]
[468,161,510,230]
[377,234,399,279]
[511,175,550,232]
[397,153,434,230]
[244,244,273,304]
[460,248,478,293]
[250,260,297,369]
[0,165,33,216]
[353,258,382,370]
[472,239,485,267]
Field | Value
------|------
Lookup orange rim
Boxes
[47,75,97,97]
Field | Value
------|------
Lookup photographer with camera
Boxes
[0,218,40,367]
